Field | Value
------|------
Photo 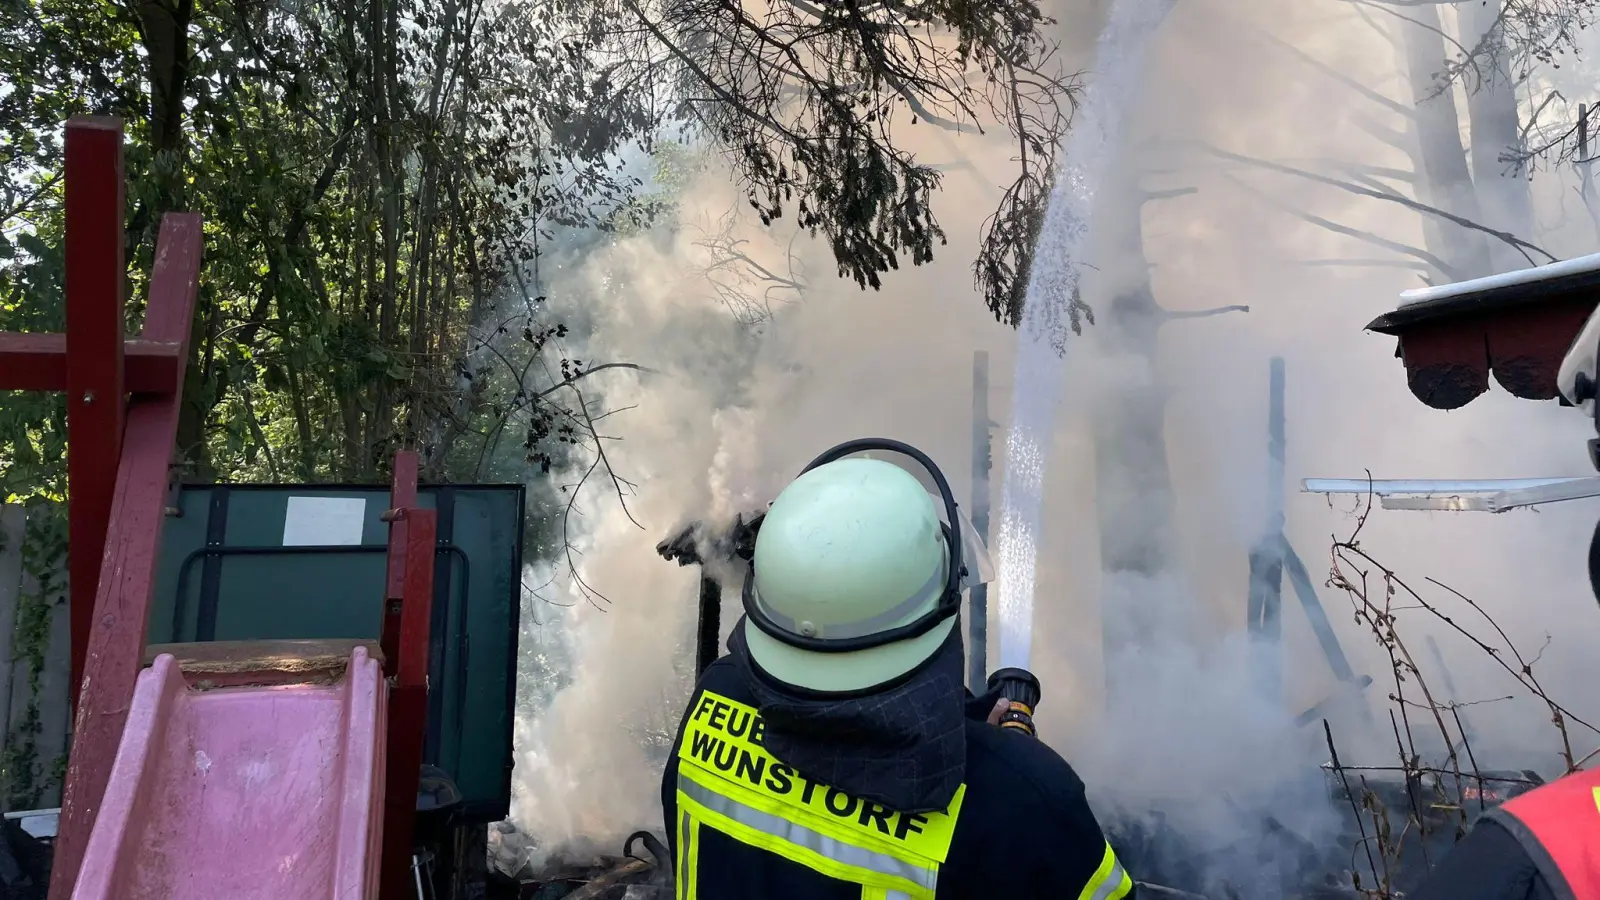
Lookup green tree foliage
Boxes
[0,0,1074,514]
[598,0,1075,323]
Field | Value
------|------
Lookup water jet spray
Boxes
[992,0,1179,674]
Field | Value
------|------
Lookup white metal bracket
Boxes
[1300,477,1600,513]
[3,806,59,839]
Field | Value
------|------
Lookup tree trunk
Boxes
[368,0,404,476]
[1402,8,1492,281]
[138,0,207,475]
[136,0,194,206]
[1091,161,1179,705]
[1460,0,1535,273]
[284,365,318,480]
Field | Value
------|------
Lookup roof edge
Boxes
[1367,264,1600,334]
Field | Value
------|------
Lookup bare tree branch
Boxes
[1354,115,1416,154]
[0,174,60,226]
[1223,173,1461,280]
[1300,257,1433,272]
[1199,142,1557,265]
[1350,0,1474,65]
[1140,186,1198,204]
[1256,29,1414,120]
[690,207,809,324]
[1163,304,1249,320]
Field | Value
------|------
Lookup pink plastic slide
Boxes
[72,646,388,900]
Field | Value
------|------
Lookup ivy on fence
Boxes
[0,503,67,810]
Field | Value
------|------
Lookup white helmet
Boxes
[741,439,990,692]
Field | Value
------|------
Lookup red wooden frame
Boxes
[62,119,128,709]
[1,118,434,900]
[381,449,420,677]
[0,333,182,393]
[379,455,436,899]
[16,117,206,900]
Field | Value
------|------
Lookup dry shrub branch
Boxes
[1318,481,1597,898]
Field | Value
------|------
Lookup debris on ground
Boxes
[0,816,50,900]
[489,821,541,881]
[487,825,671,900]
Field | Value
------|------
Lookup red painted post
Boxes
[390,451,420,511]
[379,505,435,900]
[49,212,202,900]
[63,117,127,710]
[397,511,434,691]
[380,450,420,677]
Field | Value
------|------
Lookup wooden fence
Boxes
[0,504,71,813]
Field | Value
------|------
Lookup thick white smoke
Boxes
[504,0,1600,891]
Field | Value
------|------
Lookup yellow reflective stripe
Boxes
[686,812,702,900]
[860,888,912,900]
[1077,841,1133,900]
[679,772,938,896]
[676,810,698,900]
[677,781,887,892]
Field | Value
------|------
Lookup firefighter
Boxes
[659,440,1134,900]
[1410,307,1600,900]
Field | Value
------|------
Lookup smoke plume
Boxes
[507,0,1600,891]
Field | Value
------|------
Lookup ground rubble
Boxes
[0,816,51,900]
[488,823,672,900]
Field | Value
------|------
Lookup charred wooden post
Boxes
[968,350,993,691]
[1247,357,1287,700]
[696,576,722,677]
[658,515,762,677]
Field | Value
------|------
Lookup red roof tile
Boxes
[1366,260,1600,410]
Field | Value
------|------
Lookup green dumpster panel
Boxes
[150,483,525,821]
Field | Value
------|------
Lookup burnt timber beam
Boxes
[968,350,992,693]
[658,513,765,676]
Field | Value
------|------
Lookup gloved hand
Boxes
[964,686,1011,725]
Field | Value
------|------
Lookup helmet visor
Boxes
[950,502,996,589]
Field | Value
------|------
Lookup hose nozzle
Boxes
[986,667,1042,737]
